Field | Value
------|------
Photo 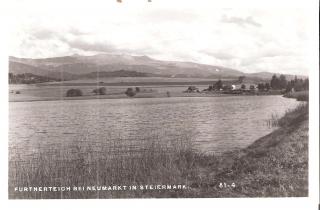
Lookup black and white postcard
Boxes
[2,0,319,209]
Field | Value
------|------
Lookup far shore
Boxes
[9,91,285,103]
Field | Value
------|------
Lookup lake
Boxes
[9,95,301,162]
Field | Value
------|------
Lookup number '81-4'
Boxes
[219,182,236,188]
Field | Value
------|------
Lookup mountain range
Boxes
[9,53,303,81]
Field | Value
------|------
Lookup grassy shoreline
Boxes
[201,102,308,197]
[283,90,308,101]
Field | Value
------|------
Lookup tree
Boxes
[257,83,265,91]
[270,74,280,90]
[265,83,270,91]
[293,78,304,91]
[286,82,294,93]
[135,87,140,92]
[238,76,246,83]
[214,80,223,90]
[279,74,287,89]
[241,84,246,90]
[93,87,106,95]
[125,88,136,97]
[66,89,83,97]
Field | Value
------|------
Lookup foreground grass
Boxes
[205,103,308,197]
[9,103,308,199]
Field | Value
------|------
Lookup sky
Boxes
[6,0,314,75]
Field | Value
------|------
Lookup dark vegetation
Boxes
[92,87,107,95]
[125,88,136,97]
[66,89,83,97]
[63,86,143,98]
[197,74,308,96]
[9,73,61,84]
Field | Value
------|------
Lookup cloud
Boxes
[66,39,116,53]
[201,50,236,60]
[9,5,309,75]
[31,29,56,40]
[221,15,261,27]
[140,9,199,23]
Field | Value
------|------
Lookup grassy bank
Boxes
[9,103,308,199]
[205,103,308,197]
[284,90,309,101]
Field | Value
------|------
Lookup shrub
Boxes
[125,88,136,97]
[66,89,83,97]
[93,87,106,95]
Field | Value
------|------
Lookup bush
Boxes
[125,88,136,97]
[66,89,83,97]
[93,87,106,95]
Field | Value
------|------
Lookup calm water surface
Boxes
[9,95,301,160]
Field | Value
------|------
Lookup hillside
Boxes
[9,54,244,79]
[9,54,305,82]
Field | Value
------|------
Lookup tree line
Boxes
[206,74,308,92]
[270,74,308,92]
[9,73,60,84]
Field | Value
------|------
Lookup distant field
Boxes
[40,77,229,87]
[9,76,269,102]
[9,83,211,102]
[49,77,224,84]
[9,77,229,102]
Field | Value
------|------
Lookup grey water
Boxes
[9,95,301,161]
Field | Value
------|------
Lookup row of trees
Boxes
[66,87,141,97]
[205,74,308,93]
[9,73,60,84]
[66,87,107,97]
[270,74,309,92]
[207,80,223,91]
[207,80,257,91]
